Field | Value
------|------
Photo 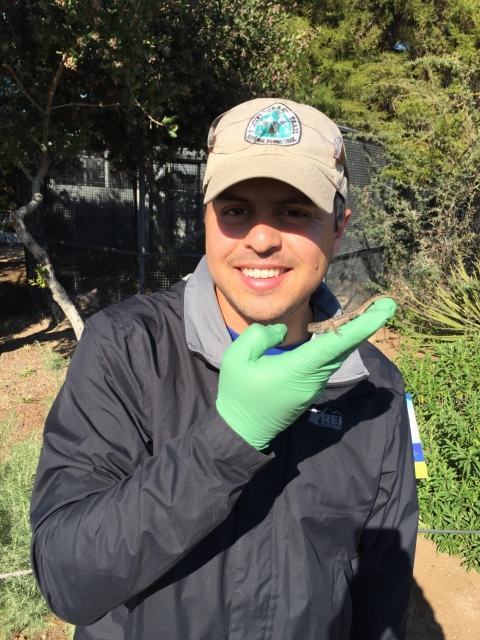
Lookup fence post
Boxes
[138,168,146,295]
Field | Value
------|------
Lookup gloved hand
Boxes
[216,298,396,450]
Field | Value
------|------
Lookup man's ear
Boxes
[332,208,352,257]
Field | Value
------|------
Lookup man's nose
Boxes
[243,221,282,254]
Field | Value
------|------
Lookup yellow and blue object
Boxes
[406,393,428,479]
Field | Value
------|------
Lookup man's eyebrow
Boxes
[214,193,250,203]
[275,196,316,206]
[213,193,317,207]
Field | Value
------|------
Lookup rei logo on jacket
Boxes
[308,406,343,430]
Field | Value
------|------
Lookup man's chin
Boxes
[215,285,313,329]
[233,304,302,327]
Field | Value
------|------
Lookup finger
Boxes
[230,323,288,362]
[312,298,396,361]
[363,297,397,317]
[291,298,396,367]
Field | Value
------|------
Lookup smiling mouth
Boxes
[240,267,288,279]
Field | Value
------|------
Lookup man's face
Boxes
[205,178,349,337]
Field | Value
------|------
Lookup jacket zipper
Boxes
[326,374,369,389]
[191,350,220,370]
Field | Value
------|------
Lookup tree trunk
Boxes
[9,189,85,341]
[143,161,206,257]
[143,161,169,250]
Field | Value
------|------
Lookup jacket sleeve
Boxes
[349,383,419,640]
[30,315,271,627]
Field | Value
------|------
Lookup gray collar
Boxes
[184,256,369,384]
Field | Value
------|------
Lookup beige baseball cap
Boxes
[203,98,348,214]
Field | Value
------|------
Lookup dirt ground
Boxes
[1,245,479,639]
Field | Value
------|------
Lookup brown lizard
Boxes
[307,295,392,335]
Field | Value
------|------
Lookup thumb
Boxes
[230,323,288,362]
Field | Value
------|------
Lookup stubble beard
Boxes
[216,284,313,326]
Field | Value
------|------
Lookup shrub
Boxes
[354,55,480,296]
[400,257,480,342]
[397,337,480,572]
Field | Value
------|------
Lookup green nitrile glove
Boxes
[216,298,396,450]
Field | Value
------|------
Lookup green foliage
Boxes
[349,55,480,291]
[83,0,298,171]
[397,338,480,572]
[18,367,36,378]
[28,266,48,289]
[288,0,480,130]
[402,257,480,341]
[35,340,70,391]
[0,0,296,178]
[0,347,71,635]
[0,413,14,461]
[0,436,50,638]
[36,341,69,373]
[1,0,300,280]
[287,1,480,291]
[19,394,35,404]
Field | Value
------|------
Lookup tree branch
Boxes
[45,52,67,115]
[127,82,167,129]
[355,20,375,43]
[4,11,22,50]
[3,63,44,114]
[42,51,67,156]
[19,163,34,183]
[144,163,165,216]
[31,155,50,194]
[50,101,120,111]
[9,190,85,340]
[9,192,43,220]
[0,570,33,580]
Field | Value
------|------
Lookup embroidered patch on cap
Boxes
[245,103,301,146]
[333,135,343,159]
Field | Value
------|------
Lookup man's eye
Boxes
[223,207,249,216]
[282,209,308,218]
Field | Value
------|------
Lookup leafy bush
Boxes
[0,435,51,638]
[351,56,480,296]
[397,337,480,572]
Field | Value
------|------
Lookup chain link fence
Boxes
[326,134,385,309]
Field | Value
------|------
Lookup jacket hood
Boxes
[184,256,369,385]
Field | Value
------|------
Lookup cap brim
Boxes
[203,155,338,214]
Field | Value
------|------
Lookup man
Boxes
[31,98,418,640]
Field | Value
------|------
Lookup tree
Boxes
[0,0,297,339]
[287,0,480,130]
[80,0,299,252]
[286,0,480,289]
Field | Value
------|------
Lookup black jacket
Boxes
[30,257,418,640]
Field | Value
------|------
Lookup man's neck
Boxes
[216,291,314,346]
[275,303,314,346]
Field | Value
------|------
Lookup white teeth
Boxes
[241,268,283,278]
